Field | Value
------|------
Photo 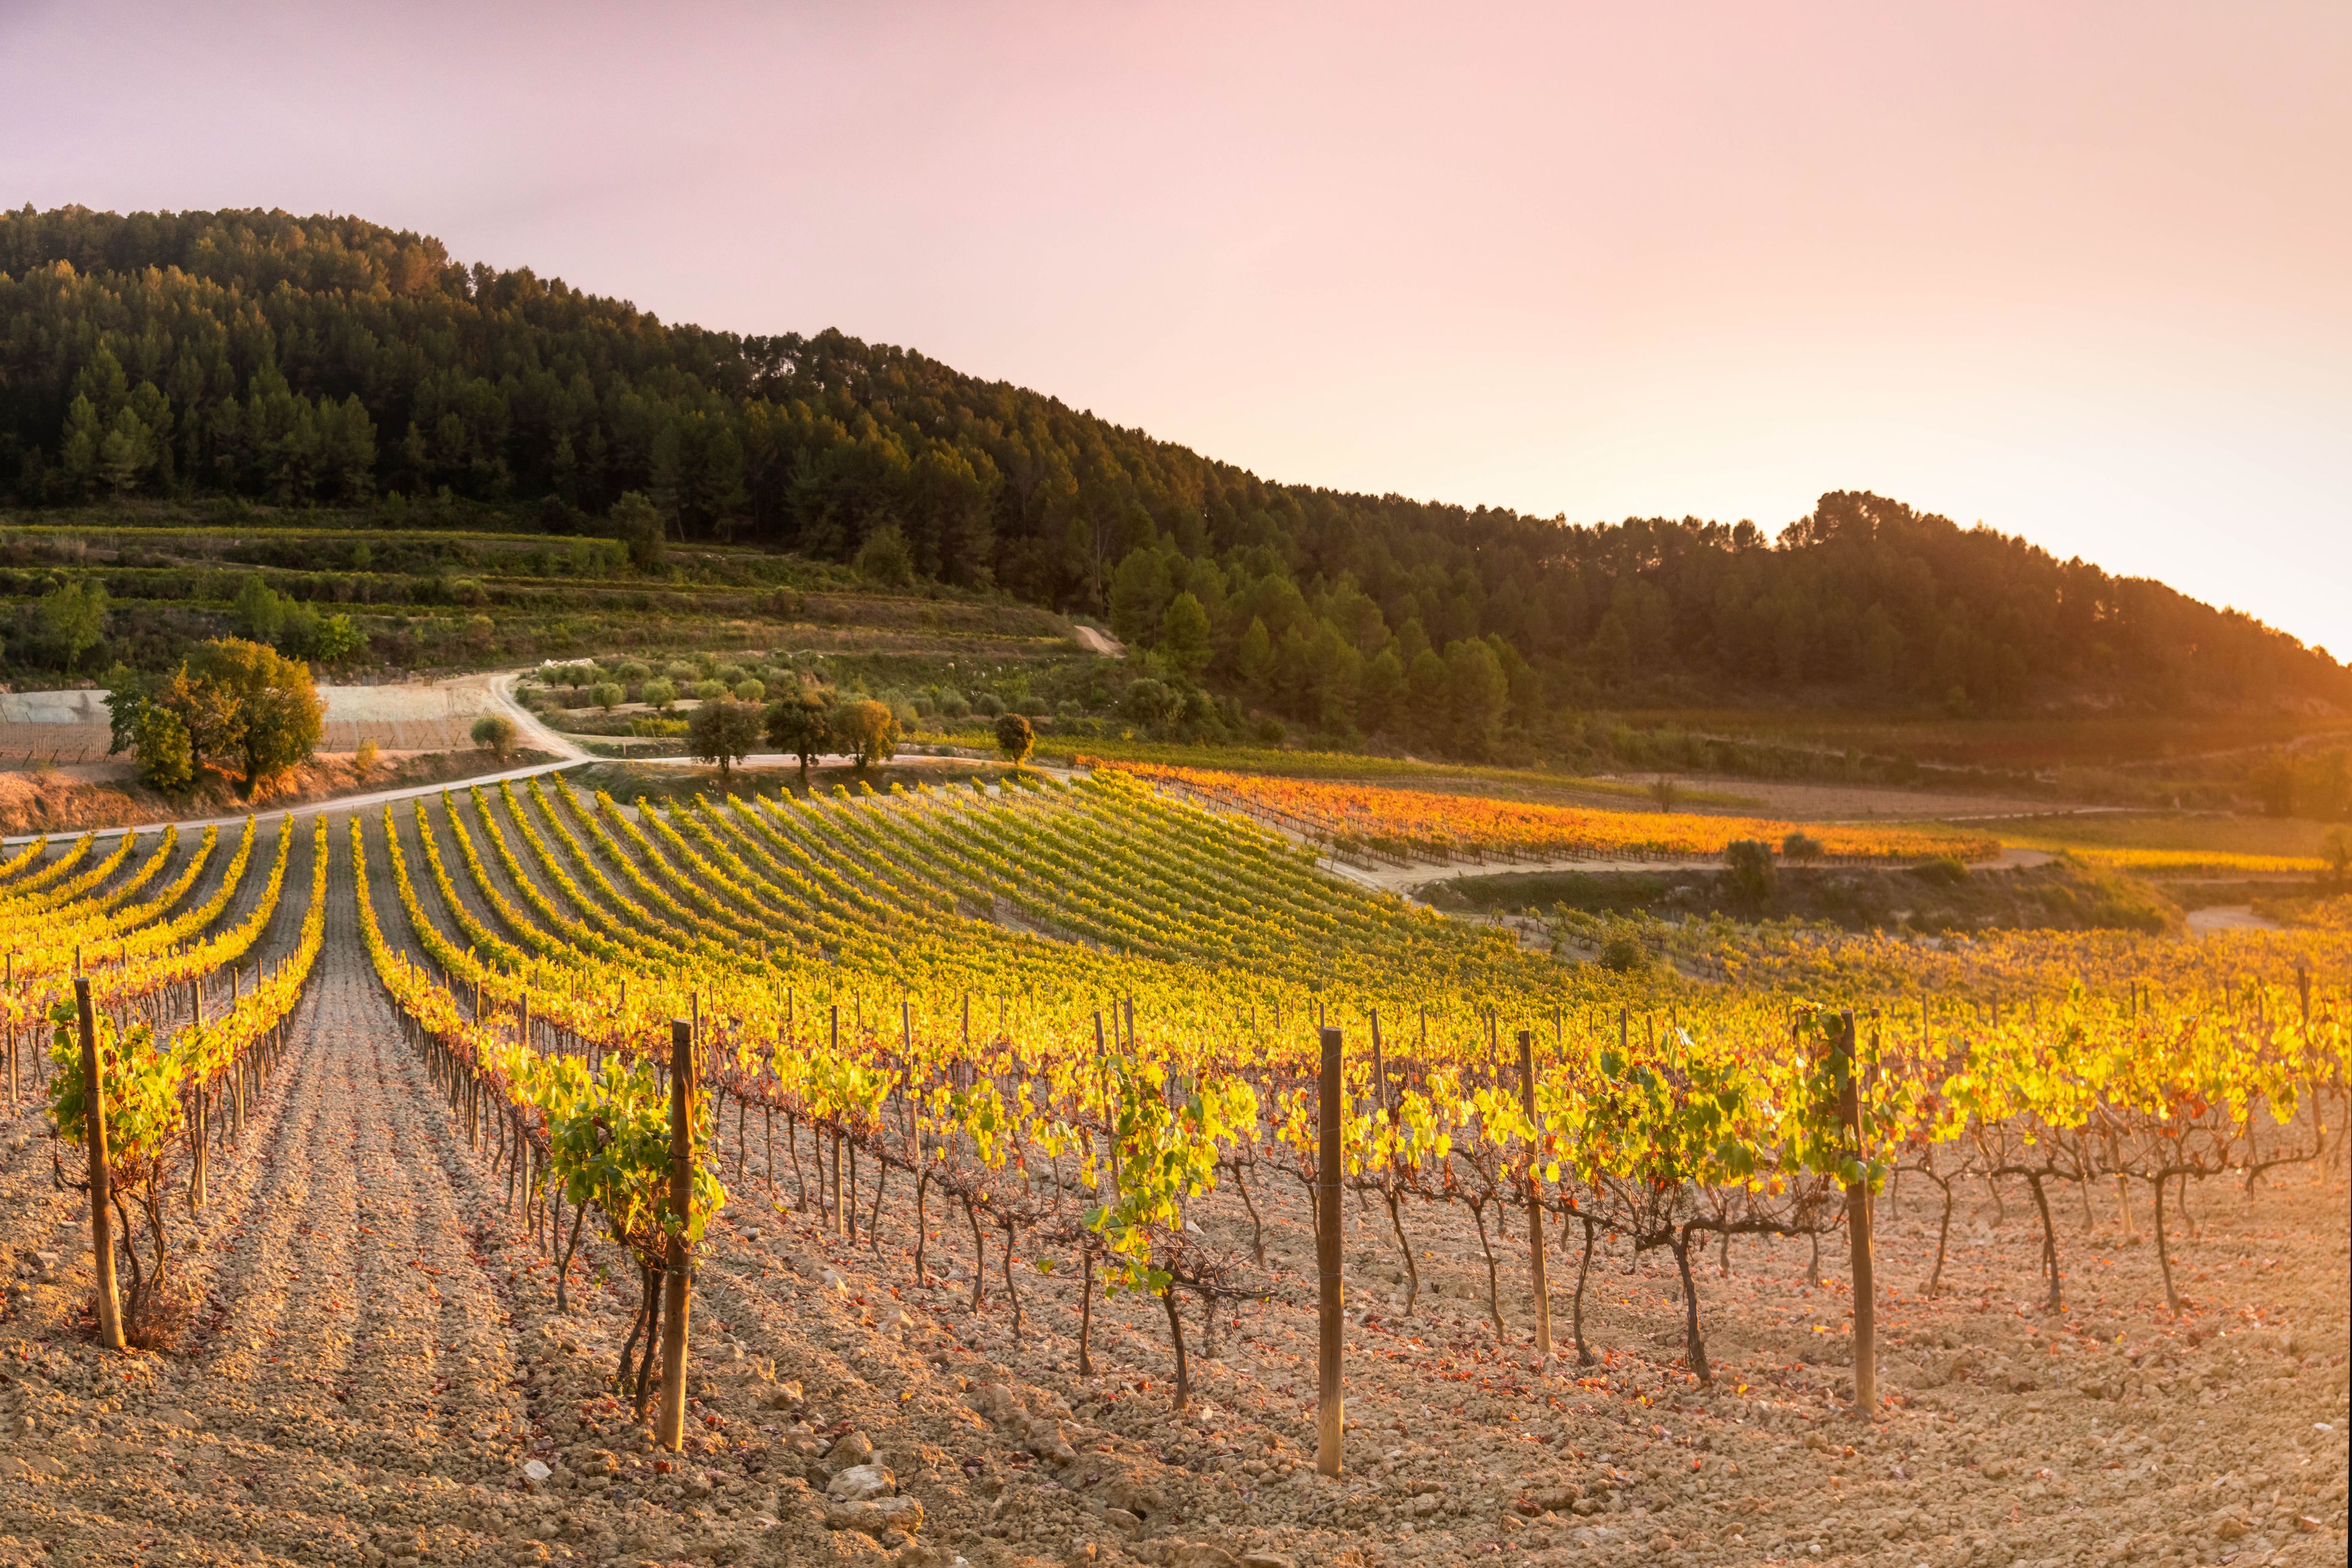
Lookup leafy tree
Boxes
[1723,839,1776,908]
[1122,678,1181,729]
[608,491,667,572]
[233,575,286,645]
[764,688,833,781]
[855,523,916,587]
[590,681,624,712]
[995,711,1034,766]
[833,698,898,770]
[472,712,519,760]
[1443,638,1507,758]
[732,678,765,703]
[1235,617,1275,696]
[39,579,108,672]
[1158,590,1212,678]
[180,637,326,792]
[687,697,763,776]
[640,677,677,712]
[311,612,365,667]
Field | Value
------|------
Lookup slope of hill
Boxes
[2,205,2345,763]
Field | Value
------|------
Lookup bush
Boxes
[471,712,519,759]
[640,677,676,712]
[938,690,971,719]
[1723,839,1776,906]
[1598,936,1649,974]
[1781,830,1824,861]
[733,678,765,704]
[690,679,727,702]
[854,523,916,587]
[973,692,1005,718]
[663,660,698,683]
[615,659,650,684]
[590,681,624,712]
[132,704,193,794]
[995,712,1035,766]
[1910,855,1969,887]
[354,737,379,776]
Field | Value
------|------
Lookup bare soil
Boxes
[0,820,2343,1568]
[0,749,558,838]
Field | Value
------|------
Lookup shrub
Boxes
[663,660,698,683]
[1598,936,1649,974]
[1723,839,1776,906]
[354,737,379,777]
[854,523,916,587]
[472,712,519,760]
[973,692,1005,718]
[640,677,677,712]
[690,679,727,702]
[938,690,971,719]
[132,704,193,794]
[733,678,765,704]
[1781,830,1824,861]
[590,681,625,712]
[1911,855,1969,887]
[615,659,650,684]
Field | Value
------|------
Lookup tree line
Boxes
[2,205,2343,760]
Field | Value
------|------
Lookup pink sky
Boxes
[5,1,2347,653]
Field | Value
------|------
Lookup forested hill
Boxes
[2,205,2343,738]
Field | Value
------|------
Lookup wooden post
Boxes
[1315,1024,1344,1477]
[1836,1009,1876,1416]
[1517,1029,1552,1359]
[78,978,125,1352]
[657,1017,695,1451]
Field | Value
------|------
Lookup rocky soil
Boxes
[0,819,2345,1568]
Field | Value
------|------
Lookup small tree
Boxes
[834,698,899,771]
[233,574,287,645]
[854,522,916,587]
[1781,830,1824,861]
[765,689,833,782]
[688,698,763,777]
[354,737,380,777]
[995,711,1035,767]
[591,681,625,713]
[1723,839,1776,908]
[609,490,667,572]
[1648,776,1682,813]
[472,712,519,760]
[311,612,365,667]
[732,677,765,704]
[40,579,109,673]
[640,677,677,712]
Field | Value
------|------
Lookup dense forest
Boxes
[1,205,2343,758]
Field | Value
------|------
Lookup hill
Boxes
[2,204,2346,765]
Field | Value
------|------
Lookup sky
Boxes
[4,1,2347,654]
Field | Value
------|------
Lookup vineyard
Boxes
[1,766,2346,1568]
[1103,762,2003,869]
